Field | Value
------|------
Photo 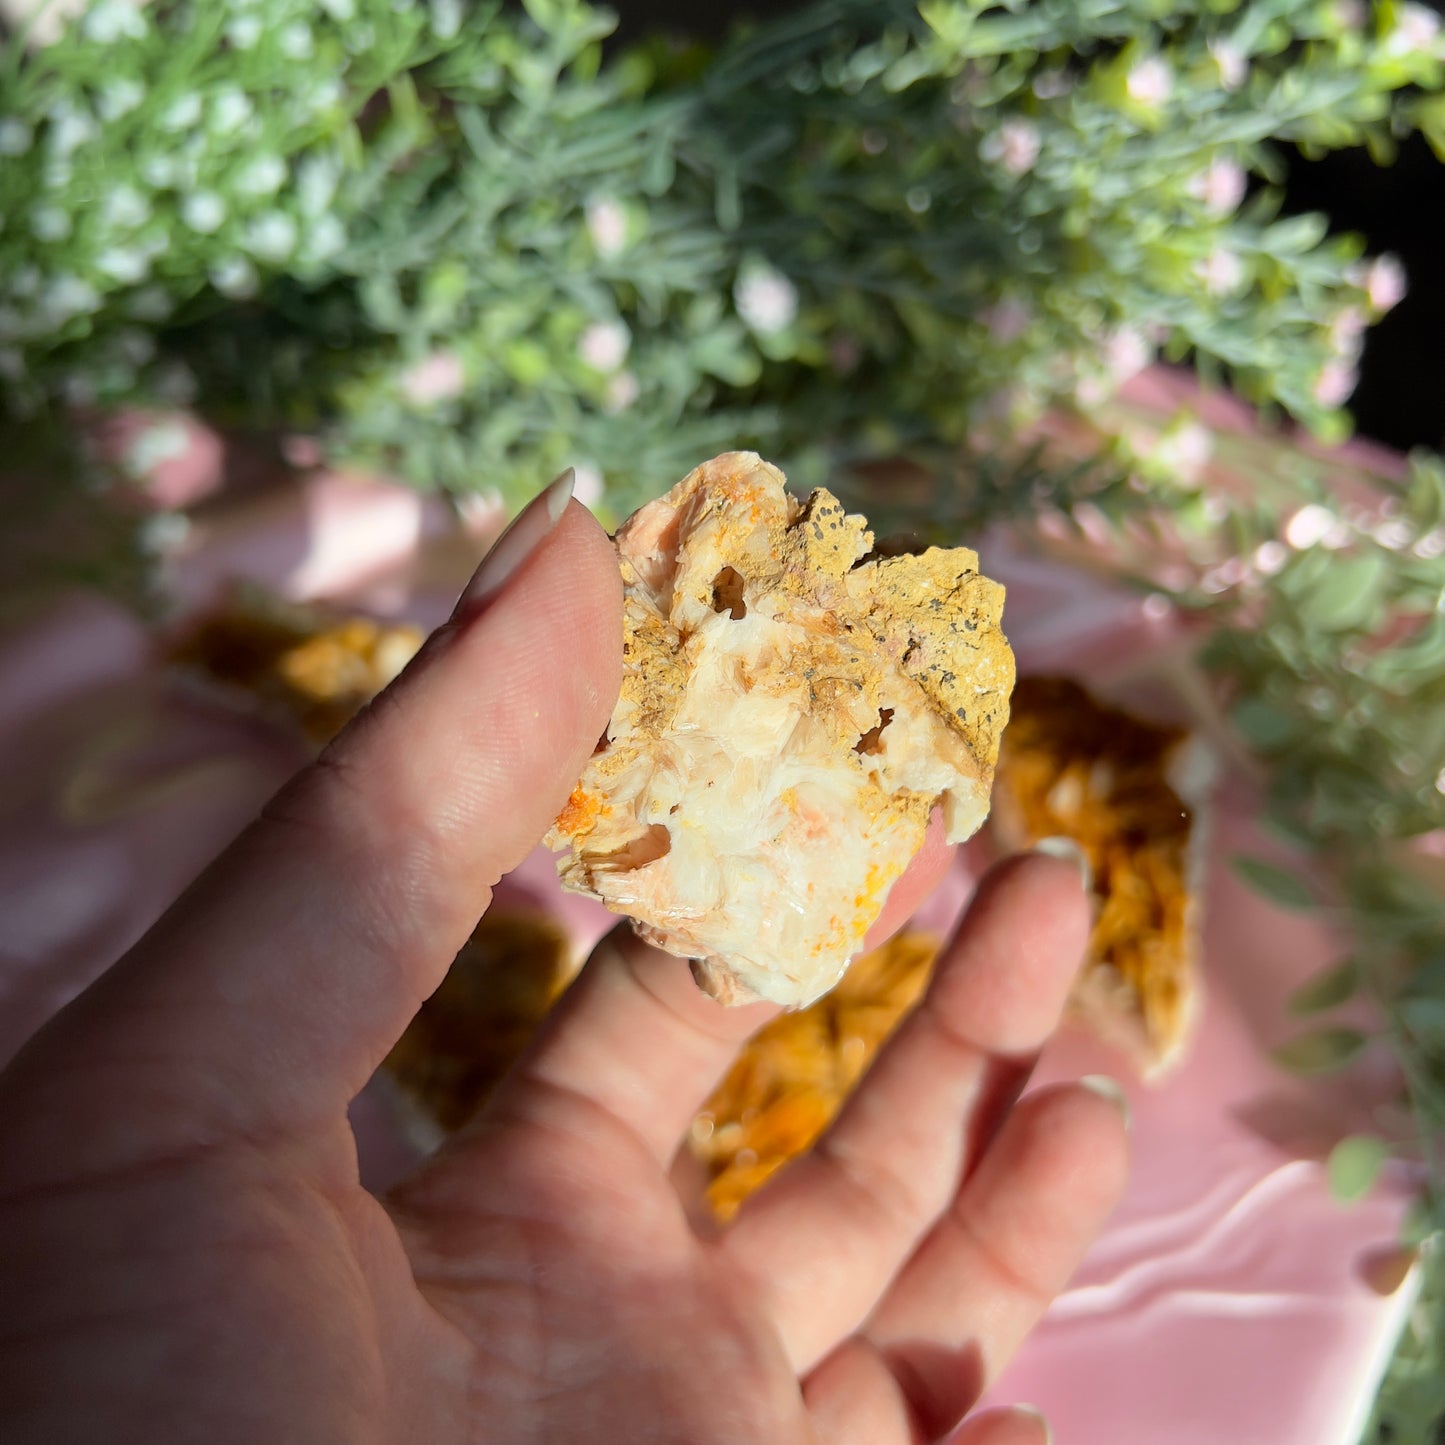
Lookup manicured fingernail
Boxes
[453,467,575,619]
[1032,835,1093,892]
[1014,1405,1053,1444]
[1080,1073,1131,1129]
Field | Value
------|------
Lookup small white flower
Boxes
[128,287,173,323]
[735,263,799,335]
[43,275,100,321]
[83,0,147,44]
[1142,593,1173,622]
[1312,360,1357,408]
[1436,766,1445,797]
[142,155,180,189]
[47,102,96,156]
[1253,540,1289,575]
[182,191,227,234]
[1126,57,1173,109]
[605,370,640,413]
[211,88,254,136]
[1391,3,1441,53]
[585,196,628,258]
[138,512,193,556]
[279,23,314,59]
[97,78,145,122]
[102,185,150,232]
[980,117,1041,176]
[306,79,344,112]
[296,156,340,217]
[1208,38,1247,91]
[1373,518,1415,551]
[302,214,346,264]
[1197,247,1245,296]
[124,420,191,478]
[1328,306,1367,359]
[161,94,204,133]
[1413,530,1445,560]
[30,206,72,242]
[432,0,463,41]
[578,320,631,373]
[246,212,299,263]
[320,0,356,19]
[979,297,1030,343]
[1285,504,1339,550]
[95,248,150,285]
[400,351,466,406]
[1362,254,1407,314]
[0,119,32,156]
[1189,157,1246,215]
[210,257,258,299]
[1102,326,1151,382]
[570,463,604,510]
[236,155,288,199]
[227,14,263,49]
[1033,69,1071,99]
[1154,421,1213,482]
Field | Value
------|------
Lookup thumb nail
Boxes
[1013,1405,1053,1443]
[453,468,575,620]
[1079,1073,1131,1130]
[1032,835,1093,894]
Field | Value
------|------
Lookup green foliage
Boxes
[1328,1134,1389,1204]
[1,0,1440,515]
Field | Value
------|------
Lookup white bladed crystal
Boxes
[546,452,1015,1007]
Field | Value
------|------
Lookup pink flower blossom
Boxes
[1189,157,1246,215]
[585,197,627,258]
[1208,39,1247,90]
[400,351,466,406]
[1126,57,1173,108]
[1197,248,1245,296]
[1312,361,1357,408]
[578,320,630,373]
[1362,254,1407,314]
[981,118,1041,176]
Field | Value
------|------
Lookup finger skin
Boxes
[720,854,1090,1372]
[867,1081,1129,1438]
[465,812,957,1172]
[0,501,622,1186]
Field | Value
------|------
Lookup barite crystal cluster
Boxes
[546,451,1015,1007]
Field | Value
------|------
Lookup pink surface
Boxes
[0,443,1416,1443]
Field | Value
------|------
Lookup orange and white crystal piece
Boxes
[546,451,1015,1007]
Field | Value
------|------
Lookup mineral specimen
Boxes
[990,675,1211,1075]
[546,451,1015,1007]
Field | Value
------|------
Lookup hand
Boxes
[0,489,1127,1445]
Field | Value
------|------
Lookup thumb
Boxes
[0,479,622,1171]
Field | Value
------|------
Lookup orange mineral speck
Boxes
[555,786,605,839]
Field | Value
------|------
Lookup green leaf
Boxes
[1289,958,1361,1016]
[1295,554,1388,633]
[1233,698,1299,751]
[1271,1027,1369,1075]
[1233,855,1318,911]
[1328,1134,1388,1204]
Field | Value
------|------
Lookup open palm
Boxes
[0,498,1126,1444]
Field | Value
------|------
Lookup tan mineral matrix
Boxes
[546,451,1015,1007]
